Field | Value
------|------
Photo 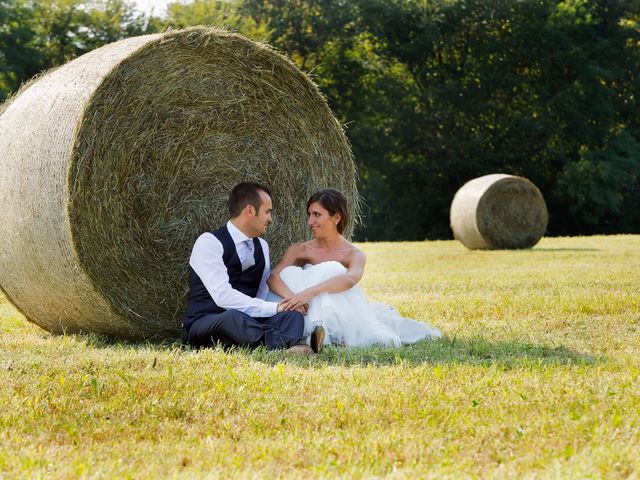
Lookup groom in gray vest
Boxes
[182,182,322,354]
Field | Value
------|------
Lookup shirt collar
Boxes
[226,220,252,245]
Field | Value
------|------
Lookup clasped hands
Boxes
[277,289,314,315]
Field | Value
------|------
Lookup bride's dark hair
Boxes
[307,188,349,234]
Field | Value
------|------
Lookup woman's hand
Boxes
[279,289,315,313]
[277,299,307,315]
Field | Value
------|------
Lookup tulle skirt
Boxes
[273,261,442,347]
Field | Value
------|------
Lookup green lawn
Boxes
[1,235,639,478]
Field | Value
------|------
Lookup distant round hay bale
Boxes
[0,27,357,341]
[450,174,547,250]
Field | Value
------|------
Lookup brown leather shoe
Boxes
[287,344,313,356]
[309,325,325,354]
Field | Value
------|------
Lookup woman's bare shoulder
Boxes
[290,240,313,252]
[285,241,313,261]
[346,241,366,262]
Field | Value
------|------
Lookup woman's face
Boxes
[307,201,339,237]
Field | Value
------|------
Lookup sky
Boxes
[131,0,177,16]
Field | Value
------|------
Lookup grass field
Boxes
[1,235,639,479]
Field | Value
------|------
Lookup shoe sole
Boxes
[310,326,325,353]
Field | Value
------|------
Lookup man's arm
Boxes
[190,233,278,318]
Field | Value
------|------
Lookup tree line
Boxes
[2,0,639,240]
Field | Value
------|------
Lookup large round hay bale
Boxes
[0,27,357,341]
[450,174,547,250]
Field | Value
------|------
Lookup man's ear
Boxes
[245,204,256,216]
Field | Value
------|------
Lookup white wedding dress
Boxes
[272,261,442,347]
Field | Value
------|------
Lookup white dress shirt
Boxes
[189,221,278,318]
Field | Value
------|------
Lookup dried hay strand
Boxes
[450,174,548,250]
[0,27,357,341]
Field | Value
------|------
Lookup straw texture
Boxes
[0,27,357,340]
[450,174,547,250]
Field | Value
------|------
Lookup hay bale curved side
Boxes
[0,27,357,340]
[450,174,548,249]
[0,34,162,338]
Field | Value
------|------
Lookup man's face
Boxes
[248,190,273,237]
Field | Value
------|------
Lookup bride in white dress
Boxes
[268,189,442,347]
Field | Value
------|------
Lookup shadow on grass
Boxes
[73,332,181,351]
[532,248,601,252]
[69,333,599,369]
[244,335,599,368]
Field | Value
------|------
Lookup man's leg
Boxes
[186,310,268,349]
[259,311,305,349]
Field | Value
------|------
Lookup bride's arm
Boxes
[278,250,366,311]
[267,243,304,298]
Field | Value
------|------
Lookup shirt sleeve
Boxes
[256,238,270,300]
[189,233,278,318]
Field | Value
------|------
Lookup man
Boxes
[182,182,324,355]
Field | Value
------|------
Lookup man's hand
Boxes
[277,299,308,315]
[279,289,314,312]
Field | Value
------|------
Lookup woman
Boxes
[268,189,442,347]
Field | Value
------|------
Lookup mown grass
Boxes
[1,235,639,479]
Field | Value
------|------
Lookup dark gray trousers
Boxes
[184,309,304,350]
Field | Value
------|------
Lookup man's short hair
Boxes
[229,182,272,218]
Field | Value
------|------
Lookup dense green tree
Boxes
[2,0,639,239]
[349,0,640,238]
[80,0,152,49]
[164,0,240,30]
[157,0,640,238]
[0,0,149,102]
[33,0,150,63]
[162,0,270,39]
[238,0,356,69]
[0,0,44,98]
